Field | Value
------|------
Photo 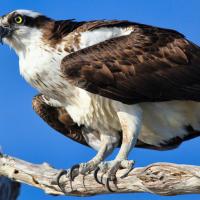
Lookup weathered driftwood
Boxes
[0,176,20,200]
[0,153,200,197]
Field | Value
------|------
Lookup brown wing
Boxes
[32,94,200,150]
[61,24,200,104]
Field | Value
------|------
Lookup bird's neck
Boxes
[18,41,62,81]
[14,30,45,58]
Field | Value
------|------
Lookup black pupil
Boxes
[16,16,22,23]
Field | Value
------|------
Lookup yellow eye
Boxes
[14,15,24,24]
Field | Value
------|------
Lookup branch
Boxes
[0,153,200,197]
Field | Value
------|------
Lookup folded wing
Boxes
[61,25,200,104]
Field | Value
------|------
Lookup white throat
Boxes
[18,38,61,85]
[9,28,44,57]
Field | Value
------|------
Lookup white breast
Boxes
[66,91,121,131]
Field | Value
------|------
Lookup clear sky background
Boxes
[0,0,200,199]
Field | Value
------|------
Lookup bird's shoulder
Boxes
[60,19,185,50]
[44,18,187,56]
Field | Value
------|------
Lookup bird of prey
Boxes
[1,10,200,191]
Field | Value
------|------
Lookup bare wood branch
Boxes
[0,176,20,200]
[0,153,200,197]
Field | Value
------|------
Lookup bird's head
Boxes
[0,10,52,53]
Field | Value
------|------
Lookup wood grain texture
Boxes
[0,153,200,197]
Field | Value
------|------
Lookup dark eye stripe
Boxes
[24,16,50,28]
[23,16,51,27]
[8,12,52,28]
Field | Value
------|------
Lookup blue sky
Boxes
[0,0,200,199]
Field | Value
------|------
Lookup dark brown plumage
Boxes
[60,23,200,104]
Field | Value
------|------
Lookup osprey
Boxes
[1,9,200,191]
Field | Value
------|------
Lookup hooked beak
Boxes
[0,26,12,44]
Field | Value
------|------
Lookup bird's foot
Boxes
[94,160,134,192]
[53,161,99,193]
[68,161,100,180]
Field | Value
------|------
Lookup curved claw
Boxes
[94,160,134,192]
[94,167,117,191]
[120,160,135,178]
[69,164,80,181]
[105,177,117,192]
[56,170,68,194]
[120,167,133,178]
[94,167,103,185]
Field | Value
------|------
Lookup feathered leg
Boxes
[95,104,142,192]
[69,135,116,179]
[55,133,119,193]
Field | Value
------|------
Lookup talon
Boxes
[120,167,133,178]
[120,160,135,178]
[94,167,103,185]
[54,170,68,194]
[105,177,116,192]
[104,169,118,192]
[94,160,134,191]
[69,164,80,181]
